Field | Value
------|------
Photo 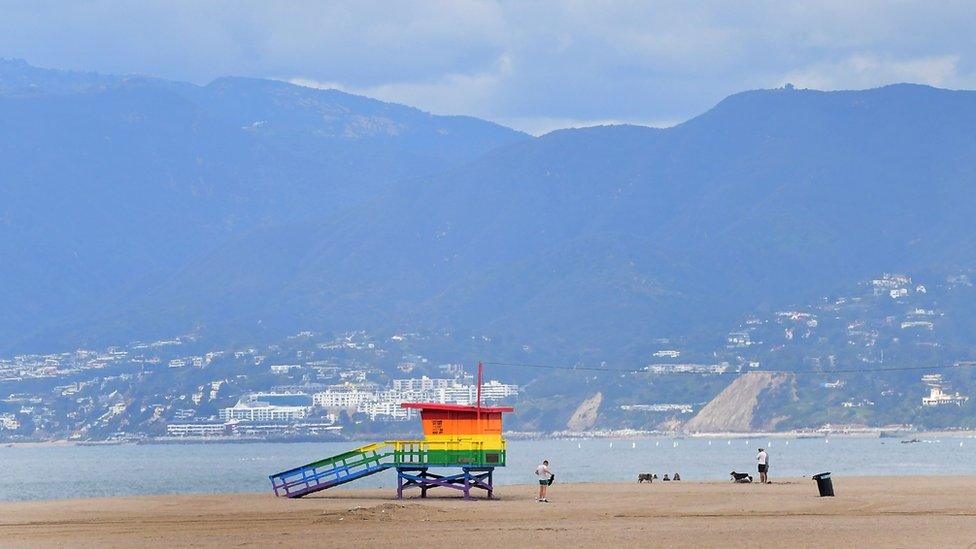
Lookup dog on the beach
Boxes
[730,471,753,483]
[638,473,654,483]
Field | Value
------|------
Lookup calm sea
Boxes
[1,436,973,501]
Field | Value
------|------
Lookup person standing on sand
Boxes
[535,460,553,502]
[757,448,769,484]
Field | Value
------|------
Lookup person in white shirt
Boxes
[535,460,553,502]
[757,448,769,484]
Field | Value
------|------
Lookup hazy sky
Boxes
[3,1,975,134]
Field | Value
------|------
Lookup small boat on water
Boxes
[900,438,921,444]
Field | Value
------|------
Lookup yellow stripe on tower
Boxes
[421,417,503,436]
[423,433,506,450]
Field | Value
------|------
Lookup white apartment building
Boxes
[313,390,376,408]
[392,376,456,392]
[922,386,969,407]
[475,380,519,401]
[219,401,309,422]
[357,400,413,421]
[437,384,477,405]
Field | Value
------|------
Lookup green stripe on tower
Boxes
[394,449,506,467]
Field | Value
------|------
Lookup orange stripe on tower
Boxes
[421,414,503,436]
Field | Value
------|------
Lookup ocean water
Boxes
[1,436,974,501]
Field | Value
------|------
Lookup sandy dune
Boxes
[2,476,976,548]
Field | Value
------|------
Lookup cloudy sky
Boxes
[3,1,975,134]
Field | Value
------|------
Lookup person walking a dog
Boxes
[757,448,770,484]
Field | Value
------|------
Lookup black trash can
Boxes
[812,472,834,497]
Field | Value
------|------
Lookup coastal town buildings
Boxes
[3,269,976,442]
[310,376,519,421]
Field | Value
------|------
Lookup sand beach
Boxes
[2,476,975,548]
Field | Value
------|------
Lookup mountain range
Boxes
[2,59,976,364]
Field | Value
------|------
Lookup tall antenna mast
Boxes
[477,361,483,423]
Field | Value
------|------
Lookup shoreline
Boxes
[2,477,975,547]
[6,429,976,447]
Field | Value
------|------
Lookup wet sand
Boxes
[2,476,975,548]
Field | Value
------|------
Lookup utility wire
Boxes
[483,360,976,376]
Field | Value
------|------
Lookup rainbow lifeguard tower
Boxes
[269,365,513,500]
